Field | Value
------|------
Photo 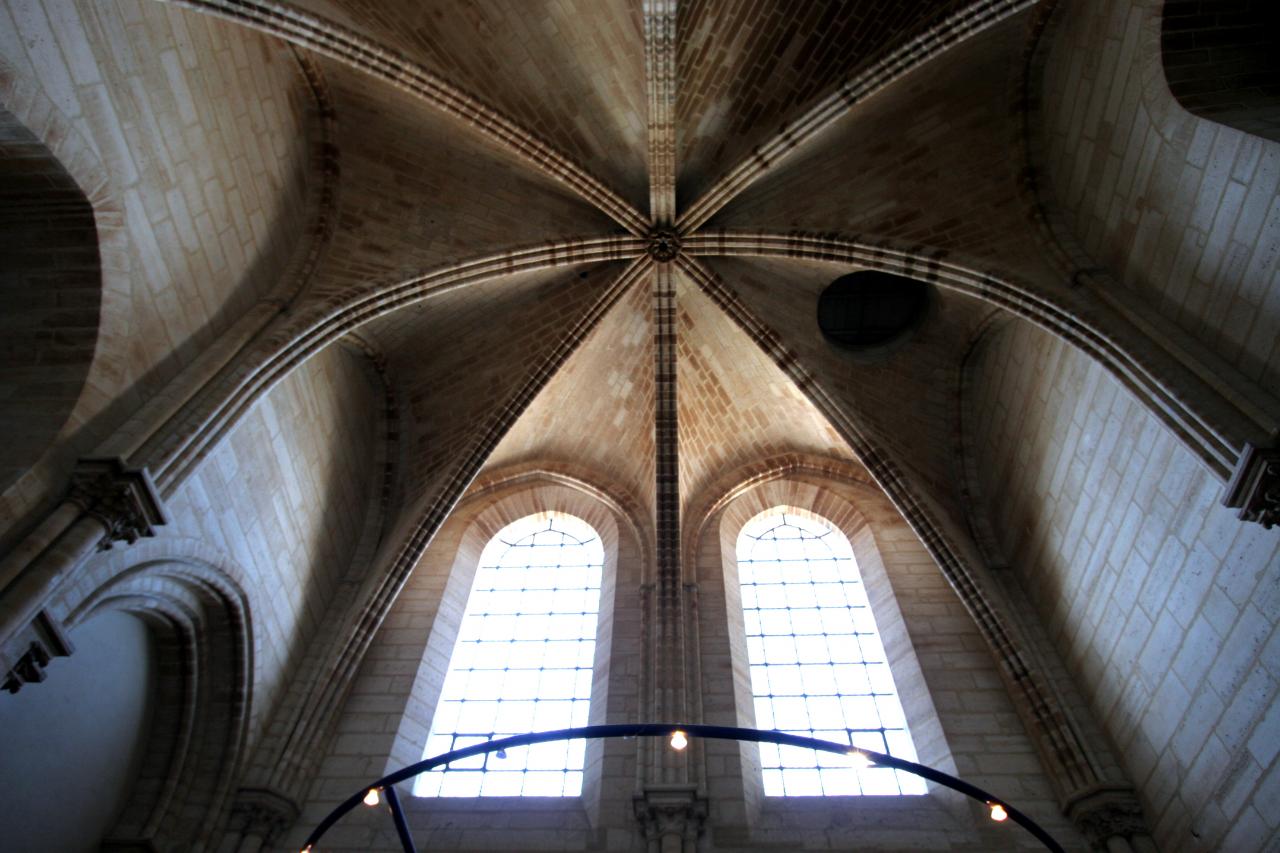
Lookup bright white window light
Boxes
[415,513,603,797]
[738,510,926,796]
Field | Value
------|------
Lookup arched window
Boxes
[415,512,603,797]
[738,509,925,796]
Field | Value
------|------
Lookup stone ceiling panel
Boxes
[484,271,656,520]
[699,256,997,521]
[292,0,649,211]
[302,60,622,309]
[364,260,633,509]
[707,10,1060,288]
[676,0,972,207]
[675,268,858,517]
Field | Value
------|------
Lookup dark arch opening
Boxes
[1161,0,1280,142]
[0,106,102,493]
[816,271,931,351]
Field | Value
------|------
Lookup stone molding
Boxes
[0,609,73,694]
[634,784,708,853]
[67,457,168,550]
[1223,441,1280,528]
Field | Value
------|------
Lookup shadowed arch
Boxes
[65,558,252,851]
[0,105,101,496]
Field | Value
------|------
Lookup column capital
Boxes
[228,787,300,847]
[1223,441,1280,528]
[634,784,707,852]
[68,457,168,550]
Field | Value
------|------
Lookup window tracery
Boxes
[415,512,603,797]
[737,509,925,796]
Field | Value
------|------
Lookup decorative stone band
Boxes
[1064,784,1154,851]
[67,458,169,551]
[633,784,708,852]
[1223,442,1280,529]
[643,0,678,225]
[0,610,73,695]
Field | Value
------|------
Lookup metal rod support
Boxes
[301,723,1065,852]
[383,784,417,853]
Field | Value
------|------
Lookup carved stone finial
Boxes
[67,458,168,550]
[1223,442,1280,528]
[635,784,707,852]
[1065,784,1151,850]
[1,610,73,694]
[647,228,682,262]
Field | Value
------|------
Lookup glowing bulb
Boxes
[848,749,871,768]
[363,788,381,807]
[989,802,1008,822]
[669,730,688,751]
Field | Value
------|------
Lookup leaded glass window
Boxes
[415,513,603,797]
[738,510,926,796]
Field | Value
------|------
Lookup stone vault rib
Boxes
[164,0,651,236]
[683,229,1243,480]
[675,252,1102,799]
[676,0,1037,232]
[141,235,648,495]
[261,255,656,795]
[644,0,678,225]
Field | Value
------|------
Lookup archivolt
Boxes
[65,554,251,852]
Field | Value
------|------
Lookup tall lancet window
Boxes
[738,510,926,796]
[415,513,603,797]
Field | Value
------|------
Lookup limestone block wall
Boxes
[160,343,383,740]
[0,0,315,440]
[964,317,1280,851]
[1038,0,1280,390]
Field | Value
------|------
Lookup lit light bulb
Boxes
[989,802,1008,822]
[363,788,381,807]
[669,730,688,751]
[848,749,871,768]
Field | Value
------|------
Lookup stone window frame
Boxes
[376,471,646,832]
[692,471,961,832]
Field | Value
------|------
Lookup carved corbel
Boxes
[1223,442,1280,528]
[67,457,168,550]
[635,784,707,853]
[1065,784,1153,852]
[227,787,301,852]
[0,610,73,694]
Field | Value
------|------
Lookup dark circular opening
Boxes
[817,271,930,349]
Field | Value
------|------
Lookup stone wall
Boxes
[964,317,1280,851]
